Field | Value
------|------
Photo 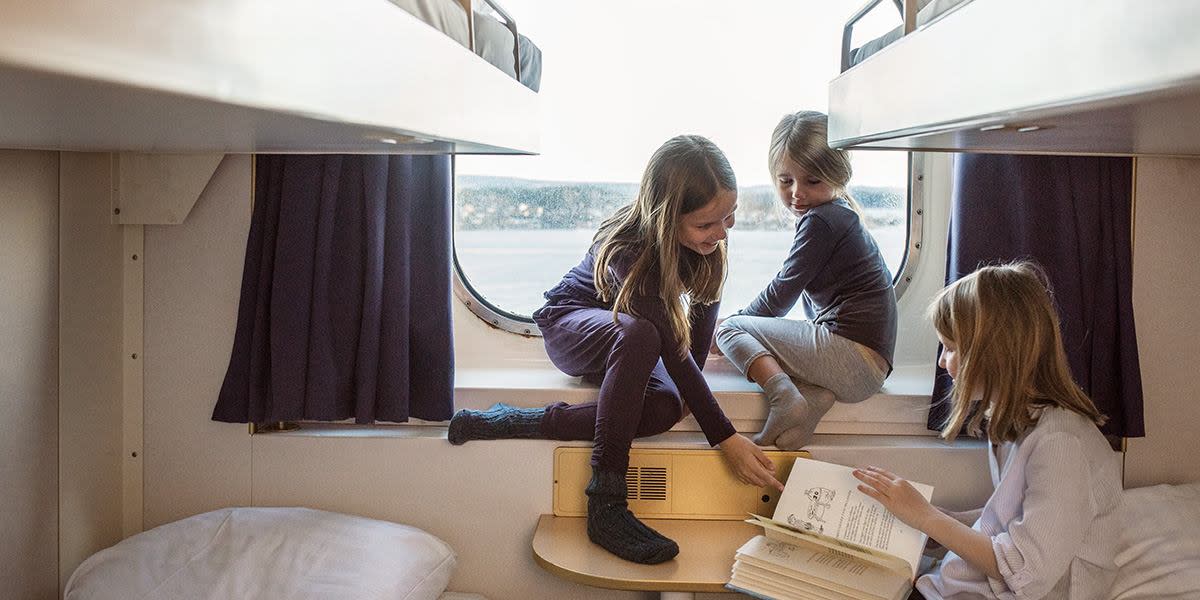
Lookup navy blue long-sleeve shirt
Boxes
[739,198,898,370]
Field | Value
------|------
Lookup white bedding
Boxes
[65,507,458,600]
[1110,482,1200,600]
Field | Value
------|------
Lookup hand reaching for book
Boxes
[719,433,784,491]
[852,466,939,532]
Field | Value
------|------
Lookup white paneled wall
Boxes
[0,151,59,600]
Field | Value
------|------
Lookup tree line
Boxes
[456,176,904,231]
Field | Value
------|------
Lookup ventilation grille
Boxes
[625,466,668,501]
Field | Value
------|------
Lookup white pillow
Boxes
[65,507,457,600]
[1110,483,1200,600]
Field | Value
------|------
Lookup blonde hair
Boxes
[768,111,863,215]
[930,261,1106,443]
[593,135,735,354]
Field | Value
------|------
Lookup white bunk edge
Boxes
[828,0,1200,156]
[0,0,538,154]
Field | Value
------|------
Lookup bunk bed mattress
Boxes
[64,507,460,600]
[388,0,472,49]
[849,0,974,67]
[1109,481,1200,599]
[474,11,542,91]
[388,0,542,91]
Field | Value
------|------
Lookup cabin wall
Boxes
[0,151,59,600]
[1125,157,1200,486]
[142,155,252,527]
[57,153,128,591]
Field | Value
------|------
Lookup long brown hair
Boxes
[768,111,863,215]
[593,135,735,354]
[930,261,1106,443]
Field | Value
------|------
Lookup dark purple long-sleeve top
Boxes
[739,198,898,371]
[538,245,737,447]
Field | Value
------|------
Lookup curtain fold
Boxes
[930,154,1143,438]
[212,154,454,424]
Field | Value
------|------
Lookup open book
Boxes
[727,458,933,600]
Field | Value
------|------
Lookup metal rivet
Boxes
[131,254,139,261]
[524,329,531,335]
[905,276,913,282]
[113,208,121,215]
[131,452,138,458]
[131,353,138,359]
[914,242,922,249]
[916,208,924,215]
[916,175,924,181]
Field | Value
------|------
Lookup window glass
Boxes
[456,1,909,319]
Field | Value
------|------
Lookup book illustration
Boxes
[804,486,835,521]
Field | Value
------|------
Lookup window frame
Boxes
[452,153,926,336]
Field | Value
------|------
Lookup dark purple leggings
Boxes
[535,306,684,471]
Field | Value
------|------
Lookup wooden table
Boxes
[532,514,759,599]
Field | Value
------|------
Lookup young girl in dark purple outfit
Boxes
[449,135,782,564]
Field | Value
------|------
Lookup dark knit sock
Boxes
[447,403,545,445]
[585,469,679,565]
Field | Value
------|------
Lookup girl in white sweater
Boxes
[854,262,1122,600]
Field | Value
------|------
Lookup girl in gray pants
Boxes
[715,111,897,450]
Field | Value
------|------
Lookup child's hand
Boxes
[719,433,785,492]
[852,466,937,533]
[710,318,726,355]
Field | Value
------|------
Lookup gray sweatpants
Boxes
[715,315,887,404]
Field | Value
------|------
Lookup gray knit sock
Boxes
[447,403,545,445]
[586,469,679,564]
[752,374,835,448]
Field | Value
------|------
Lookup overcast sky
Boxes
[457,0,908,187]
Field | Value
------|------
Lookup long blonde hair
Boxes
[769,111,863,215]
[593,135,735,354]
[930,261,1106,443]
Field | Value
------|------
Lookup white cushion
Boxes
[1110,482,1200,600]
[65,507,456,600]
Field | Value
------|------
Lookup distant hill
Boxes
[456,175,904,231]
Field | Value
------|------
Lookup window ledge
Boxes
[454,363,936,437]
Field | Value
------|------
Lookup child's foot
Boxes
[447,403,545,445]
[586,470,679,564]
[752,374,835,447]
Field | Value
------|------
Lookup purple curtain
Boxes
[212,155,454,424]
[930,154,1144,438]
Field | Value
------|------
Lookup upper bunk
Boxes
[0,0,539,155]
[828,0,1200,156]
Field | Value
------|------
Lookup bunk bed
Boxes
[2,2,542,597]
[0,0,540,154]
[832,3,1200,597]
[828,0,1200,156]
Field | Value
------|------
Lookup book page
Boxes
[770,458,933,576]
[748,515,909,576]
[733,535,908,600]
